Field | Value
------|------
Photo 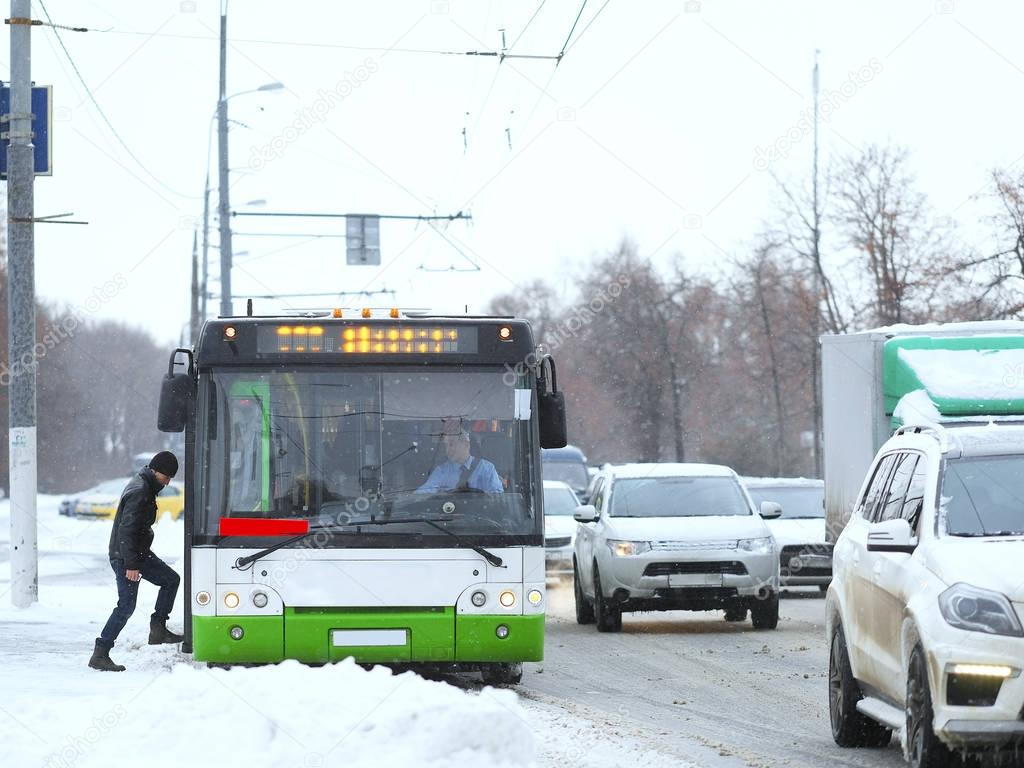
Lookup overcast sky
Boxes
[3,0,1024,345]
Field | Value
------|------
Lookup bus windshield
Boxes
[199,368,539,541]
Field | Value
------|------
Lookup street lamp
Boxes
[199,80,283,327]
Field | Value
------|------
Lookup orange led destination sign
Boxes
[257,325,478,355]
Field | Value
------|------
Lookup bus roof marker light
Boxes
[390,308,400,318]
[224,326,238,341]
[498,325,512,341]
[361,308,372,318]
[332,308,343,318]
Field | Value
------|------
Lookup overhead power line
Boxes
[36,2,199,199]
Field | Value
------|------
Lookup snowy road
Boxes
[0,497,908,768]
[520,581,907,768]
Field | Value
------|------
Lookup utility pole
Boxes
[6,0,38,607]
[811,50,823,478]
[217,11,233,318]
[201,172,210,326]
[189,230,200,345]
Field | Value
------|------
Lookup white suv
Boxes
[573,463,781,632]
[827,423,1024,766]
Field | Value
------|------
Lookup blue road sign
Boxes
[0,85,53,176]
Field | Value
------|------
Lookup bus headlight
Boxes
[229,625,244,641]
[252,591,269,608]
[471,591,487,607]
[224,592,240,609]
[195,591,211,606]
[527,589,543,606]
[499,590,516,608]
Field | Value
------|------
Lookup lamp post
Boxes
[202,76,283,324]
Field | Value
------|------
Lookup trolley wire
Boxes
[36,1,200,200]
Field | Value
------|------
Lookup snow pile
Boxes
[893,389,942,425]
[897,347,1024,401]
[2,660,534,768]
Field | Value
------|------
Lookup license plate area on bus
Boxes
[331,629,408,647]
[668,573,724,587]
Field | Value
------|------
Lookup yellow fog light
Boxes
[499,590,516,608]
[195,591,211,607]
[949,664,1016,678]
[527,589,543,606]
[224,592,240,609]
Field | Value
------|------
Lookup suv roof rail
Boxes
[893,423,949,452]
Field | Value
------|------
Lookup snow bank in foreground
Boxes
[4,660,533,768]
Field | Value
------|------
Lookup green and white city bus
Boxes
[157,310,567,684]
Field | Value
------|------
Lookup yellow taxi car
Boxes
[72,479,184,521]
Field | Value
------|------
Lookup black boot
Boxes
[148,618,184,645]
[88,640,126,672]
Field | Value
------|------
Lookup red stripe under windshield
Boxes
[219,518,310,537]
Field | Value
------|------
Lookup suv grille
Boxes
[650,540,737,552]
[643,561,749,577]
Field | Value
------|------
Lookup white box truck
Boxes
[822,321,1024,541]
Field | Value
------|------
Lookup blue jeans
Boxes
[97,554,180,649]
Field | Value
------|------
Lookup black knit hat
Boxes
[149,451,178,478]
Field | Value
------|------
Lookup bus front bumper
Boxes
[191,608,544,665]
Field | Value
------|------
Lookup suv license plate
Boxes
[668,573,724,587]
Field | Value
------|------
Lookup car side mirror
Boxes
[866,518,917,554]
[573,504,599,523]
[759,501,783,520]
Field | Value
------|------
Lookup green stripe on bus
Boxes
[192,610,545,664]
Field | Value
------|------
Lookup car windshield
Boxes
[544,485,578,516]
[543,461,589,491]
[942,455,1024,536]
[199,368,539,541]
[747,487,824,518]
[610,476,751,517]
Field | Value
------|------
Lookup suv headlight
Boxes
[737,537,774,554]
[939,583,1024,637]
[607,540,651,557]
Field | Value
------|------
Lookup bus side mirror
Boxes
[538,354,568,449]
[158,349,194,433]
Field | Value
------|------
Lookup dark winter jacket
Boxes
[108,468,163,569]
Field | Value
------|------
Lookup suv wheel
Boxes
[593,566,622,633]
[751,591,780,630]
[907,645,952,768]
[573,558,595,625]
[829,625,891,748]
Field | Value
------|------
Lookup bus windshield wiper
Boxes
[231,515,504,570]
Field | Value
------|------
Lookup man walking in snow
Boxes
[89,451,184,671]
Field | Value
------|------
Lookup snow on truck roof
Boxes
[608,463,737,479]
[864,320,1024,335]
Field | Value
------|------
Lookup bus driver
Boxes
[417,428,503,494]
